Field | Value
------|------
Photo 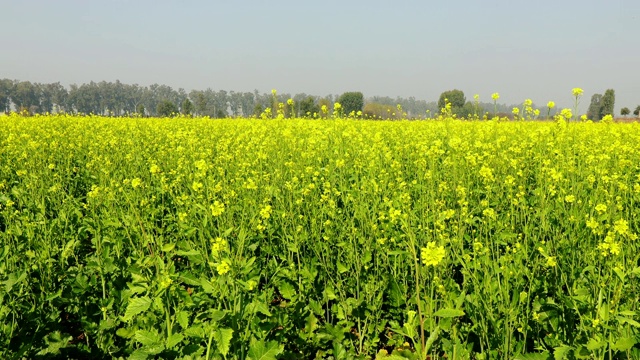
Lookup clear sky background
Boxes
[2,0,639,112]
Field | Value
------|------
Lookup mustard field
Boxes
[1,114,639,359]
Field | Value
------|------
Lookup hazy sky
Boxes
[2,0,639,111]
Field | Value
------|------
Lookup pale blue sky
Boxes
[2,0,639,111]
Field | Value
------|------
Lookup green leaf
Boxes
[128,349,150,360]
[617,315,640,327]
[213,328,233,357]
[433,308,465,317]
[248,301,272,317]
[179,272,201,286]
[135,329,162,346]
[618,310,636,316]
[123,296,152,321]
[207,309,227,322]
[247,339,283,360]
[184,325,205,339]
[611,337,636,351]
[514,352,551,360]
[425,326,439,353]
[598,303,610,321]
[613,267,626,282]
[278,281,296,300]
[36,331,73,356]
[4,271,27,293]
[375,349,410,360]
[116,327,135,338]
[586,338,606,351]
[553,345,572,360]
[166,333,184,348]
[201,278,215,294]
[176,310,189,329]
[161,243,175,252]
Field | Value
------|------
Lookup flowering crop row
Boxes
[0,114,639,359]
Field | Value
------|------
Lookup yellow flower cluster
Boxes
[420,242,445,267]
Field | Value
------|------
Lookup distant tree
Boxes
[363,102,398,119]
[253,103,263,117]
[46,82,69,113]
[136,103,145,116]
[318,98,332,118]
[587,93,603,121]
[299,96,320,118]
[460,101,479,119]
[438,89,466,114]
[181,98,194,116]
[0,79,13,112]
[337,92,364,116]
[621,107,630,117]
[157,100,178,117]
[634,105,640,117]
[215,109,227,119]
[599,89,615,119]
[12,81,39,113]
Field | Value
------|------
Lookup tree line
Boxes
[3,78,620,119]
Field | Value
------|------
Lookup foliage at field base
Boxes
[1,114,640,359]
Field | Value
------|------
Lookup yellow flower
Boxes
[572,88,583,97]
[613,219,628,235]
[523,99,533,107]
[287,98,294,106]
[560,108,572,120]
[211,237,228,256]
[546,256,557,267]
[210,201,225,216]
[512,107,520,116]
[246,279,257,291]
[216,260,231,275]
[602,114,613,124]
[595,203,607,214]
[260,205,272,219]
[491,93,500,101]
[609,242,621,255]
[564,195,575,203]
[131,178,142,188]
[420,242,445,266]
[192,181,203,192]
[150,164,161,174]
[482,208,496,219]
[547,101,555,109]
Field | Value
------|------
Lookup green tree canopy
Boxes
[337,92,364,116]
[587,94,603,121]
[157,100,178,117]
[181,98,194,116]
[438,89,466,115]
[621,107,630,117]
[438,89,466,109]
[136,103,145,116]
[299,96,320,118]
[634,105,640,117]
[599,89,615,119]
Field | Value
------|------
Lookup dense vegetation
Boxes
[1,114,640,359]
[0,78,563,119]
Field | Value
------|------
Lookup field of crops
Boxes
[1,114,640,359]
